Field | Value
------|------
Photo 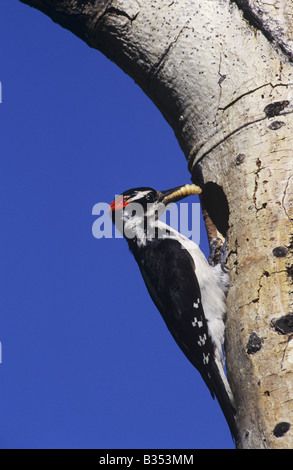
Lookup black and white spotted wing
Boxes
[132,237,215,395]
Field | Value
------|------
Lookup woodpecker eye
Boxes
[146,192,156,203]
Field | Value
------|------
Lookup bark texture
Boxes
[19,0,293,448]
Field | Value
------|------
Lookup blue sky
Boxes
[0,1,234,448]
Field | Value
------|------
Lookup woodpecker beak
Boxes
[159,184,202,205]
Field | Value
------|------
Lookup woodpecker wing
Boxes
[133,238,214,384]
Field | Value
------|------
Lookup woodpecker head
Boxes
[110,184,202,244]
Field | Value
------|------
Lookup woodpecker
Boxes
[110,184,238,443]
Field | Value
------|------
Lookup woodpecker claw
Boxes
[208,237,222,267]
[220,239,229,273]
[208,237,229,273]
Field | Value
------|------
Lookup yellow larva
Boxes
[162,184,202,202]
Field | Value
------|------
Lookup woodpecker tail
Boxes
[206,359,239,446]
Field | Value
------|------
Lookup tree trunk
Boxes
[19,0,293,448]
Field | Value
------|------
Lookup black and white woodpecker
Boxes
[110,184,238,443]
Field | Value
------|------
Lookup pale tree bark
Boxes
[20,0,293,448]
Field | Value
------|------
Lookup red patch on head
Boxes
[110,195,130,211]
